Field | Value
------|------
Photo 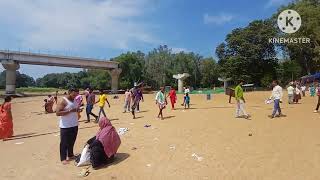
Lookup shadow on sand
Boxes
[3,126,97,141]
[94,153,130,170]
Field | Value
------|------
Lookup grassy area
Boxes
[16,87,61,93]
[176,88,225,94]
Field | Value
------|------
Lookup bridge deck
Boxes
[0,50,118,69]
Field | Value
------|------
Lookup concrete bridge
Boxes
[0,50,122,94]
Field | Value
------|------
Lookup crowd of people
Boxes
[1,79,320,169]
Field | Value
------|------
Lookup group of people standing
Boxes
[286,81,306,104]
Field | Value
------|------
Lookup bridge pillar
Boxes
[1,61,20,94]
[109,68,122,93]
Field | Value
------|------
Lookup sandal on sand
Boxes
[79,168,90,177]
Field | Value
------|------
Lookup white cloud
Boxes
[171,47,189,53]
[0,0,158,51]
[265,0,293,8]
[203,13,234,25]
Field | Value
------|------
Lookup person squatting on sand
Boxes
[0,96,13,140]
[155,87,167,120]
[56,88,82,165]
[269,80,285,119]
[45,95,55,113]
[96,89,110,123]
[86,117,121,169]
[85,88,98,123]
[234,80,250,119]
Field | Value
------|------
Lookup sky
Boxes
[0,0,293,79]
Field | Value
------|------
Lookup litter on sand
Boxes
[78,168,90,177]
[144,125,151,128]
[118,128,129,135]
[191,153,203,161]
[131,147,137,150]
[265,99,273,104]
[15,142,24,145]
[146,164,152,167]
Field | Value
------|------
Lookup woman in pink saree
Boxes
[0,96,13,139]
[86,117,121,169]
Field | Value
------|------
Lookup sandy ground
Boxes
[1,91,320,180]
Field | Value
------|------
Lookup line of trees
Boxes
[0,0,319,90]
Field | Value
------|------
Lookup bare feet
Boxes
[61,160,69,165]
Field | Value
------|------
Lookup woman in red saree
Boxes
[0,96,13,139]
[167,87,177,110]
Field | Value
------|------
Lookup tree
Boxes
[114,51,145,89]
[275,0,320,74]
[200,57,220,88]
[216,20,278,85]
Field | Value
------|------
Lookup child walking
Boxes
[184,93,190,109]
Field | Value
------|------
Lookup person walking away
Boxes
[234,80,249,119]
[84,88,90,103]
[184,93,190,109]
[167,87,177,110]
[301,85,306,97]
[313,84,320,113]
[123,89,131,113]
[181,87,190,106]
[155,87,167,120]
[0,96,13,140]
[56,88,82,165]
[96,90,110,122]
[85,89,98,123]
[293,85,301,104]
[310,84,316,97]
[136,87,144,112]
[287,83,294,104]
[269,80,284,119]
[130,84,141,119]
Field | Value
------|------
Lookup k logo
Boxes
[277,9,301,34]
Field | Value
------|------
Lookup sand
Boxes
[1,91,320,180]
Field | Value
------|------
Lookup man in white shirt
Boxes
[269,80,285,118]
[287,83,294,104]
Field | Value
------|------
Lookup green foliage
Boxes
[35,70,111,90]
[0,71,35,88]
[216,20,278,85]
[274,0,320,74]
[114,51,145,89]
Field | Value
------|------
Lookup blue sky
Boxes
[0,0,292,79]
